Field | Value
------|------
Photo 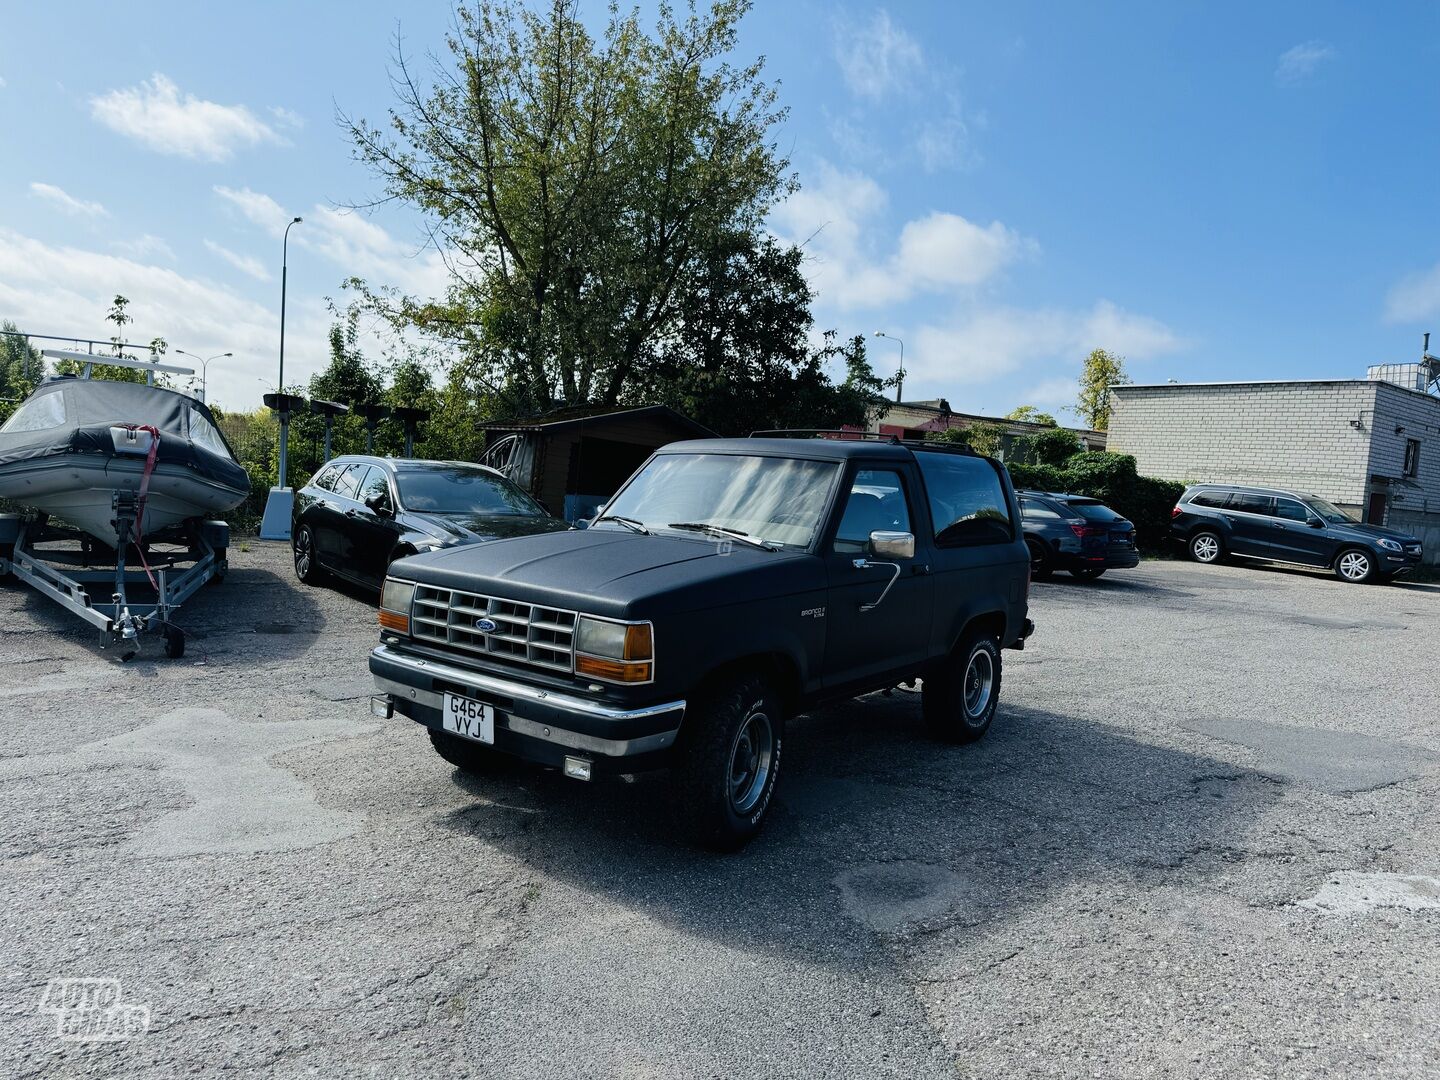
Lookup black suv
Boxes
[1017,490,1139,581]
[1171,484,1423,583]
[368,434,1035,849]
[292,456,570,591]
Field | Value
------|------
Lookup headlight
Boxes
[379,578,416,634]
[576,616,653,683]
[1376,538,1402,552]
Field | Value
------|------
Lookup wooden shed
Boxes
[480,405,716,522]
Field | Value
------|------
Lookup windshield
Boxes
[598,453,839,549]
[395,466,547,517]
[1306,496,1355,524]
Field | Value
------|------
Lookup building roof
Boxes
[481,404,716,438]
[1114,378,1440,404]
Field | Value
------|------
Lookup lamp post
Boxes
[174,350,232,402]
[873,330,905,403]
[260,216,304,541]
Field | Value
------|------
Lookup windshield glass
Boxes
[395,466,546,517]
[1307,497,1355,524]
[599,453,839,549]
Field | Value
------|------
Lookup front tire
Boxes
[429,729,507,775]
[1026,539,1053,581]
[923,631,1002,744]
[292,524,324,584]
[1189,530,1224,564]
[1334,547,1375,583]
[672,673,783,852]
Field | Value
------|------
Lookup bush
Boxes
[1006,451,1182,552]
[1012,427,1083,468]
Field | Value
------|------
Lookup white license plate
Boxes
[443,693,495,744]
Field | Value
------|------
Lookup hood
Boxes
[407,511,572,544]
[1331,520,1420,544]
[390,527,818,618]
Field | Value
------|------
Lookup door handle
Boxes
[1272,522,1286,529]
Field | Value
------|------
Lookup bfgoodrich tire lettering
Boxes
[672,673,784,852]
[923,632,1002,744]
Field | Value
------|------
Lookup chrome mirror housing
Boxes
[869,530,915,560]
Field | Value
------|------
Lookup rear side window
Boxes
[1066,501,1121,522]
[1226,493,1274,515]
[1188,491,1229,509]
[915,453,1012,546]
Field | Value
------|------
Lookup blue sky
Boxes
[2,2,1438,418]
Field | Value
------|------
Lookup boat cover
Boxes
[0,376,249,495]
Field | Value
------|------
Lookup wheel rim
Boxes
[294,529,312,577]
[728,710,774,815]
[963,647,994,722]
[1028,542,1045,575]
[1339,551,1369,580]
[1194,535,1219,562]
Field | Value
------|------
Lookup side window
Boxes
[1020,497,1062,520]
[915,453,1013,547]
[1226,493,1274,515]
[360,468,393,511]
[1188,491,1228,509]
[334,463,369,500]
[1404,439,1420,478]
[311,465,341,491]
[833,469,913,554]
[0,392,66,433]
[188,408,231,458]
[1274,499,1310,522]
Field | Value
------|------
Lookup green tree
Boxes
[1014,425,1081,467]
[343,0,795,415]
[0,322,43,423]
[1076,348,1129,431]
[927,420,1006,458]
[1005,405,1057,426]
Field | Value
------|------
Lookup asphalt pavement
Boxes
[1,543,1437,1078]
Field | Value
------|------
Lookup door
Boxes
[327,463,373,576]
[1366,492,1387,525]
[1268,497,1331,565]
[822,466,934,689]
[312,462,365,566]
[351,466,402,584]
[1221,493,1276,556]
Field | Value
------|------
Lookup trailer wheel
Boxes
[209,548,227,585]
[0,544,13,583]
[163,625,186,659]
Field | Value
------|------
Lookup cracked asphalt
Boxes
[1,543,1437,1078]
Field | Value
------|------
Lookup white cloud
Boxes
[1384,262,1440,323]
[1275,41,1335,86]
[770,164,1029,309]
[205,239,272,282]
[125,234,177,262]
[914,110,972,173]
[29,182,107,218]
[906,301,1183,392]
[269,105,305,129]
[834,10,924,99]
[90,74,284,162]
[0,227,335,408]
[214,186,451,299]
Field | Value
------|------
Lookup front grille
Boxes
[411,585,577,673]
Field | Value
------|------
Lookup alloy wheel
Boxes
[963,647,995,722]
[1338,551,1371,581]
[1192,534,1220,562]
[294,528,312,578]
[727,710,774,816]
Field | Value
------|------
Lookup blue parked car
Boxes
[1017,490,1140,581]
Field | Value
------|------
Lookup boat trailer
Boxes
[0,498,228,661]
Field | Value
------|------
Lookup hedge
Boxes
[1006,451,1184,552]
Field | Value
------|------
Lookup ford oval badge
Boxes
[475,617,499,633]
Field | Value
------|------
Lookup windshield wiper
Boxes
[667,522,780,551]
[592,514,649,535]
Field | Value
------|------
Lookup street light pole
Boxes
[174,350,233,402]
[278,216,302,487]
[874,331,905,403]
[260,216,304,542]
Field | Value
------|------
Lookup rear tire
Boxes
[293,524,324,584]
[1026,539,1053,581]
[923,631,1002,744]
[1334,547,1375,583]
[162,624,186,659]
[1189,530,1224,564]
[672,673,783,852]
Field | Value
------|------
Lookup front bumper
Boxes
[369,644,685,770]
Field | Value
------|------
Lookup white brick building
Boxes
[1108,375,1440,562]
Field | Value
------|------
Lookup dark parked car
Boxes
[1171,484,1423,583]
[1017,490,1139,581]
[291,456,570,590]
[368,433,1035,850]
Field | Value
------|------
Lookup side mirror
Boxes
[365,492,391,516]
[1307,517,1324,529]
[869,530,915,559]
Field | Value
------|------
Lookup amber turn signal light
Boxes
[623,623,653,661]
[576,655,652,683]
[378,610,410,634]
